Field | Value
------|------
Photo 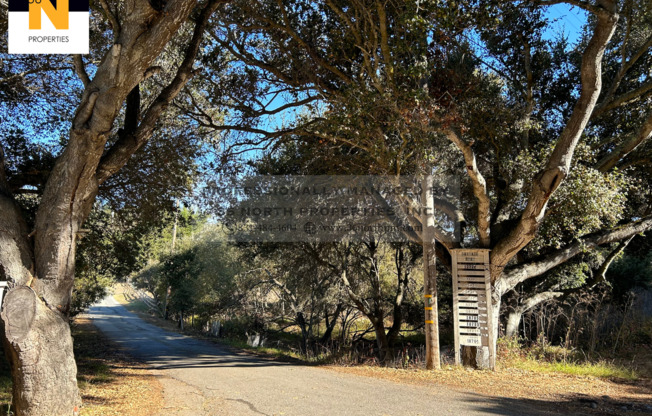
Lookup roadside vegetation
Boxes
[497,337,641,380]
[112,281,652,415]
[117,213,652,380]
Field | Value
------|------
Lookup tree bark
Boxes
[297,311,309,354]
[503,236,632,339]
[490,3,619,278]
[501,216,652,292]
[504,291,565,338]
[505,309,522,338]
[1,287,80,416]
[596,111,652,172]
[0,0,208,413]
[319,303,342,345]
[386,281,405,346]
[371,316,393,363]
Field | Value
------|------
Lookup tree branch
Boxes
[96,0,221,184]
[33,0,199,309]
[0,142,9,196]
[593,79,652,117]
[533,0,601,15]
[375,0,394,88]
[259,270,300,313]
[500,215,652,292]
[444,129,491,247]
[0,144,34,286]
[228,94,320,118]
[517,290,564,313]
[0,66,70,85]
[508,235,632,318]
[0,193,34,287]
[596,110,652,172]
[592,236,632,284]
[491,3,619,278]
[339,267,372,317]
[274,0,353,86]
[520,34,535,149]
[98,0,121,41]
[72,55,90,87]
[594,33,652,116]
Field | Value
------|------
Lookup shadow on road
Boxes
[461,392,652,416]
[90,298,297,371]
[89,296,650,416]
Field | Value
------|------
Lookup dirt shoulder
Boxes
[0,316,163,416]
[73,317,164,416]
[327,365,652,415]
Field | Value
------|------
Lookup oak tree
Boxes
[0,0,222,414]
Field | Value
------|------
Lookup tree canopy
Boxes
[1,0,651,413]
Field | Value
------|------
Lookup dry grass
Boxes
[327,364,652,415]
[74,316,163,416]
[0,317,163,416]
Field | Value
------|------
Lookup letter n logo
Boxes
[29,0,69,30]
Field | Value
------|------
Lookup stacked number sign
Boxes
[451,249,495,369]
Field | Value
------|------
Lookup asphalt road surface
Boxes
[89,296,568,416]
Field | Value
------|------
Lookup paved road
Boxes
[89,296,567,416]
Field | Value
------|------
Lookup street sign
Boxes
[459,335,482,346]
[451,248,495,369]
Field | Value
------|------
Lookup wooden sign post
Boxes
[451,249,494,369]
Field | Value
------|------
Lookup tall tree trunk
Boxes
[1,288,81,416]
[0,0,209,413]
[387,246,410,346]
[488,297,500,369]
[371,316,392,363]
[505,293,523,338]
[319,304,342,345]
[296,312,309,354]
[489,1,619,278]
[505,309,523,338]
[386,289,404,346]
[1,182,84,416]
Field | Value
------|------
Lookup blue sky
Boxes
[545,3,588,44]
[2,3,589,158]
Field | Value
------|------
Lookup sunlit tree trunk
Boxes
[0,0,215,413]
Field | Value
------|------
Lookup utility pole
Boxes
[422,175,441,370]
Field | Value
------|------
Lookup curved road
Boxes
[89,296,565,416]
